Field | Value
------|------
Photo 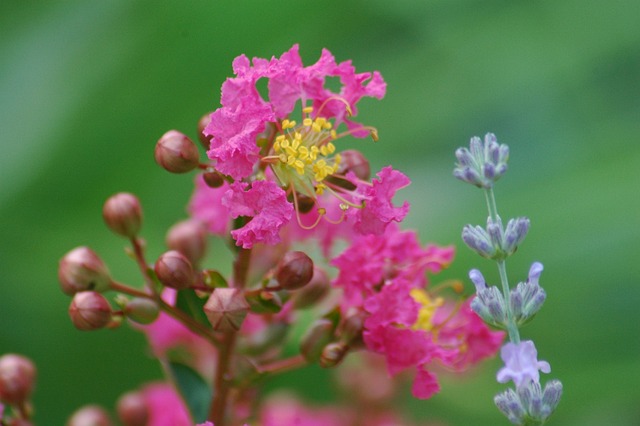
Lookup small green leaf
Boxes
[176,289,211,327]
[202,269,228,288]
[168,362,212,423]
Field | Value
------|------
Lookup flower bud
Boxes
[117,391,149,426]
[154,250,194,290]
[336,149,370,181]
[319,342,348,368]
[340,312,366,345]
[58,247,111,295]
[0,354,36,405]
[166,219,207,266]
[202,170,225,188]
[123,298,159,325]
[67,405,113,426]
[275,251,314,290]
[102,193,142,238]
[69,292,112,331]
[300,319,335,363]
[291,267,330,309]
[154,130,200,173]
[197,112,213,150]
[204,288,249,332]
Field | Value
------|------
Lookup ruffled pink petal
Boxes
[411,368,441,399]
[223,180,293,248]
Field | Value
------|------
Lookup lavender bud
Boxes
[69,292,112,331]
[165,219,207,266]
[204,288,249,332]
[0,354,36,405]
[300,319,335,363]
[319,342,348,368]
[123,298,159,325]
[58,247,111,295]
[336,149,370,181]
[67,405,113,426]
[494,388,526,425]
[197,112,213,150]
[154,250,194,290]
[102,193,142,238]
[486,216,505,255]
[511,262,547,326]
[117,391,149,426]
[503,217,530,256]
[462,225,496,258]
[275,251,314,290]
[454,133,510,188]
[154,130,200,173]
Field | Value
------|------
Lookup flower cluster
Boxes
[455,133,563,425]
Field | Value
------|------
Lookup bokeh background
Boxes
[1,0,639,424]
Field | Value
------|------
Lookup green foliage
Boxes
[169,361,212,423]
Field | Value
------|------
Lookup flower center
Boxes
[271,106,342,197]
[410,288,444,332]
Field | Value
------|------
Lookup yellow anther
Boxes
[312,122,322,132]
[281,139,290,149]
[303,106,314,114]
[282,119,291,129]
[288,120,297,128]
[410,288,444,332]
[287,155,296,166]
[292,138,300,150]
[303,118,313,127]
[294,160,305,174]
[334,153,342,165]
[327,142,336,154]
[330,130,337,139]
[316,184,326,195]
[320,146,328,156]
[278,153,287,162]
[339,203,349,211]
[371,130,379,142]
[323,122,332,130]
[274,140,281,152]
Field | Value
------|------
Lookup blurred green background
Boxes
[1,0,639,424]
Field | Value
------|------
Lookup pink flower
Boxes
[140,383,192,426]
[260,395,348,426]
[348,167,411,235]
[223,180,293,249]
[188,174,231,236]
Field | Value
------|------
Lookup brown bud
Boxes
[69,292,112,331]
[67,405,113,426]
[197,112,213,150]
[275,251,314,290]
[291,267,330,309]
[319,342,348,368]
[166,219,207,265]
[203,170,225,188]
[154,130,200,173]
[123,298,159,325]
[154,250,194,290]
[300,319,335,363]
[102,193,142,238]
[0,354,36,405]
[204,288,249,332]
[58,247,111,295]
[117,391,149,426]
[340,312,366,345]
[337,149,370,181]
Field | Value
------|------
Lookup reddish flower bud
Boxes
[340,312,366,346]
[275,251,314,290]
[68,292,112,331]
[154,130,200,173]
[102,193,142,238]
[300,319,335,363]
[165,219,207,265]
[123,298,159,325]
[154,250,194,290]
[0,354,36,405]
[197,112,213,150]
[291,267,330,309]
[58,247,111,295]
[204,288,249,332]
[67,405,113,426]
[202,170,225,188]
[116,391,149,426]
[337,149,370,181]
[319,342,348,368]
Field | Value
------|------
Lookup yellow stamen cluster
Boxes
[410,288,445,332]
[272,107,342,193]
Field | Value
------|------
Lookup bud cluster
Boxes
[455,133,562,425]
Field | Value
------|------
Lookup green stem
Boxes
[484,187,521,344]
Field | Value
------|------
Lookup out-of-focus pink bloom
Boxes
[223,180,293,249]
[348,167,411,235]
[141,383,192,426]
[260,395,348,426]
[188,175,231,236]
[137,290,216,378]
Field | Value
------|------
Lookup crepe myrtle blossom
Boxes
[363,279,504,399]
[194,45,410,248]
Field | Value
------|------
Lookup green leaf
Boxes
[168,361,212,423]
[175,289,211,327]
[202,269,228,288]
